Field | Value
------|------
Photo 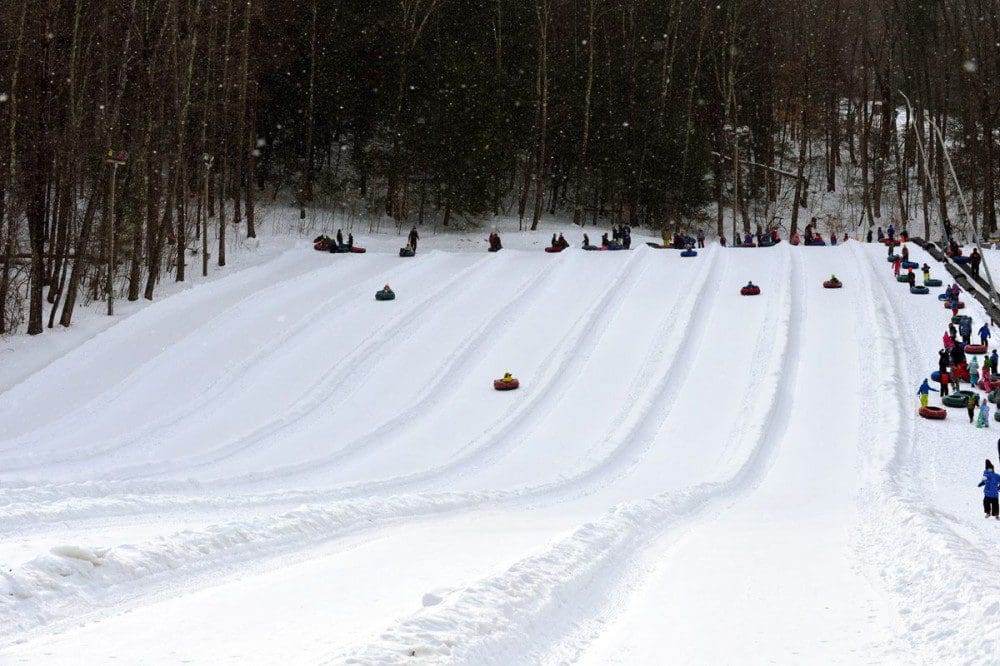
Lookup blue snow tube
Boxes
[910,285,929,295]
[954,255,970,264]
[805,240,826,246]
[887,254,900,262]
[924,278,942,287]
[931,370,941,383]
[680,249,697,257]
[902,261,919,269]
[938,293,951,301]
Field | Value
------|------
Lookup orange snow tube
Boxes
[964,344,988,355]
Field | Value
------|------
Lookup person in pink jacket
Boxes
[944,331,955,350]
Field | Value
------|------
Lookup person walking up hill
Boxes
[979,462,1000,519]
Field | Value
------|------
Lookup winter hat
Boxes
[987,459,995,471]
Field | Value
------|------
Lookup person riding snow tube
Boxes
[494,372,520,391]
[545,245,566,253]
[945,301,966,310]
[823,275,842,288]
[680,249,697,257]
[910,285,929,294]
[375,285,395,301]
[943,390,979,408]
[918,405,947,420]
[740,282,761,296]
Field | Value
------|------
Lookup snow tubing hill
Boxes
[925,278,942,287]
[823,280,842,289]
[740,286,761,296]
[493,378,519,391]
[942,390,979,408]
[965,344,988,355]
[375,289,395,301]
[918,406,947,420]
[910,285,929,295]
[680,249,697,257]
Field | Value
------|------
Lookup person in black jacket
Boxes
[970,248,982,277]
[336,229,344,246]
[408,226,419,252]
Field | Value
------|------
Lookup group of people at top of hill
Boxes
[945,240,984,276]
[662,228,704,249]
[550,233,570,250]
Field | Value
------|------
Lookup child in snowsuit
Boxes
[969,393,979,423]
[907,271,916,288]
[917,379,938,407]
[970,356,981,386]
[979,323,991,348]
[922,264,931,282]
[978,399,991,428]
[939,370,951,397]
[979,464,1000,518]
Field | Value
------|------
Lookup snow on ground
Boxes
[1,227,999,664]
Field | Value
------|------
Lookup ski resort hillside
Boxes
[1,231,999,664]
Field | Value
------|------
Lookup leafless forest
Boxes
[1,0,998,334]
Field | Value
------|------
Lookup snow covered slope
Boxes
[1,236,997,664]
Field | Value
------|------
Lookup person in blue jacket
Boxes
[887,224,895,241]
[979,323,992,348]
[979,461,1000,519]
[992,350,999,376]
[917,379,938,408]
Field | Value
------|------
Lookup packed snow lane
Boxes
[580,245,898,665]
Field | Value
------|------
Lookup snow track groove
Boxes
[0,251,441,471]
[332,245,806,664]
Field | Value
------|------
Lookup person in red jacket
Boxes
[893,256,902,276]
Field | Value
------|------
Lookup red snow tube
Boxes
[740,286,761,296]
[494,378,520,391]
[823,280,842,289]
[944,301,966,309]
[918,405,947,420]
[882,238,901,246]
[965,344,988,355]
[349,246,366,253]
[544,246,565,253]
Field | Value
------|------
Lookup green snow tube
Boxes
[989,388,1000,404]
[924,278,943,287]
[896,275,911,283]
[952,315,972,325]
[942,390,979,408]
[375,288,396,301]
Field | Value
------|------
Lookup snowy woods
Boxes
[1,0,999,335]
